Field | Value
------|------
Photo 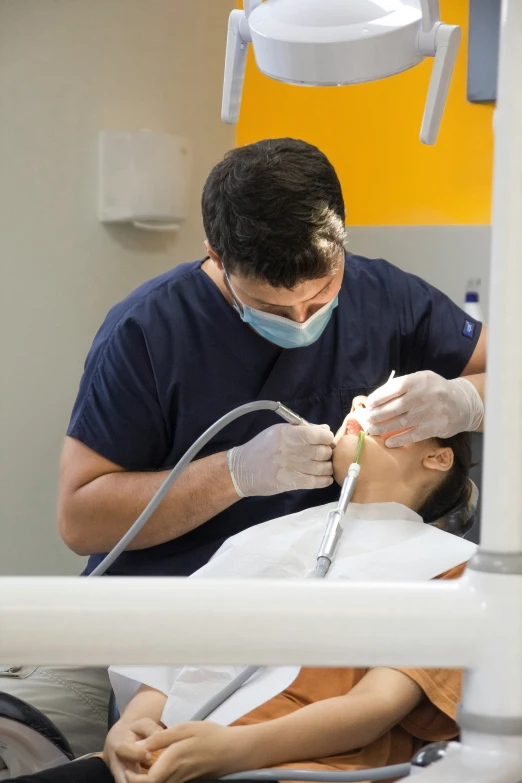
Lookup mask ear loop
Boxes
[223,268,245,315]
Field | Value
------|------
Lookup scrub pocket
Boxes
[0,666,37,680]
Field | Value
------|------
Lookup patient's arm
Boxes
[239,667,423,768]
[118,685,167,725]
[123,669,423,783]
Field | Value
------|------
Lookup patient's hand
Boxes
[124,721,251,783]
[104,717,163,783]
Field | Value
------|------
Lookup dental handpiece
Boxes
[275,403,310,426]
[316,432,365,575]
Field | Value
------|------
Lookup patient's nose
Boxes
[351,396,369,413]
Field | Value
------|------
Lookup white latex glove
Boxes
[365,371,484,448]
[227,423,334,497]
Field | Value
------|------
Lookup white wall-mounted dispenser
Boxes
[98,130,191,231]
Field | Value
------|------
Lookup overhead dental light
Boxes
[222,0,461,144]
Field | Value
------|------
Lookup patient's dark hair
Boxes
[418,432,474,524]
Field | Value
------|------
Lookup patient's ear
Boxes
[422,446,454,474]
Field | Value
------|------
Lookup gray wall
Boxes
[347,225,491,316]
[0,0,234,575]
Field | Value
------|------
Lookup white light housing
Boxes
[222,0,461,145]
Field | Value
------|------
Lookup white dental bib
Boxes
[110,502,476,728]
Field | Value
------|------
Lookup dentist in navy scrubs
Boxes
[0,138,487,759]
[60,137,487,578]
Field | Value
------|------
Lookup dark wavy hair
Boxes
[202,138,346,289]
[417,432,474,523]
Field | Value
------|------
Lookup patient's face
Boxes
[332,397,452,505]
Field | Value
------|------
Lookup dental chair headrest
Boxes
[428,478,479,538]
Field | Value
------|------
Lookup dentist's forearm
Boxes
[462,372,485,402]
[59,439,240,555]
[460,373,485,432]
[460,324,486,433]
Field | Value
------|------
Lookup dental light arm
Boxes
[221,10,250,124]
[221,0,461,145]
[221,0,265,122]
[419,1,461,144]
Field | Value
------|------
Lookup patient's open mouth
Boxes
[340,410,411,443]
[344,417,364,436]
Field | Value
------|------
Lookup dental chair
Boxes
[0,480,479,780]
[0,693,73,779]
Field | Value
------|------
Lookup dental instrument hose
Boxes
[220,765,411,781]
[89,401,309,577]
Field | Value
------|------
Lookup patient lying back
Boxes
[333,395,472,523]
[104,403,476,783]
[188,396,475,582]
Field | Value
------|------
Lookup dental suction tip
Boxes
[355,431,365,464]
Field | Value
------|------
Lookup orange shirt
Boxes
[229,564,464,779]
[140,564,464,781]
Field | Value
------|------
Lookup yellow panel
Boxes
[236,0,494,226]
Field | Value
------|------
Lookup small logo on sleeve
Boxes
[463,320,476,339]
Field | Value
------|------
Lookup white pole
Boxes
[0,576,480,667]
[479,0,522,553]
[447,2,522,773]
[461,571,522,719]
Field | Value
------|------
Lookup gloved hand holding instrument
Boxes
[228,423,335,497]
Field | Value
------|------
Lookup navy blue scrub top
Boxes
[68,254,482,576]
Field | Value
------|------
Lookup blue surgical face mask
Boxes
[224,272,339,349]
